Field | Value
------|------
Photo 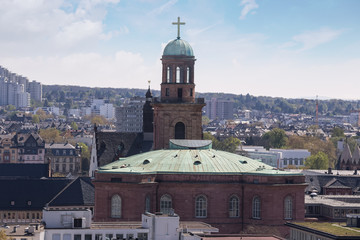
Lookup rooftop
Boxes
[287,221,360,237]
[98,148,302,176]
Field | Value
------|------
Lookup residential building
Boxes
[45,143,82,175]
[28,80,42,102]
[116,96,145,132]
[205,98,234,120]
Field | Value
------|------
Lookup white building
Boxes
[240,146,311,168]
[100,103,115,120]
[42,209,218,240]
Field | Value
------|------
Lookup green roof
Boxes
[288,222,360,237]
[163,38,194,56]
[97,149,302,176]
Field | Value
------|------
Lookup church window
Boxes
[166,88,170,96]
[145,195,151,212]
[111,194,122,218]
[284,196,293,219]
[186,67,190,83]
[252,196,261,219]
[160,194,172,214]
[229,195,239,218]
[167,67,172,83]
[176,67,181,83]
[175,122,185,139]
[190,88,193,97]
[195,195,207,218]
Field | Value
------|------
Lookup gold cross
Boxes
[172,17,185,39]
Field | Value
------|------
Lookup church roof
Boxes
[97,149,302,176]
[163,38,194,57]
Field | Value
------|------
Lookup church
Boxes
[93,18,306,236]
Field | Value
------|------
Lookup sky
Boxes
[0,0,359,100]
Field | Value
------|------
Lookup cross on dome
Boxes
[172,17,185,39]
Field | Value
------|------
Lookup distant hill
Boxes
[43,84,360,116]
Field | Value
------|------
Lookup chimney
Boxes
[328,168,333,174]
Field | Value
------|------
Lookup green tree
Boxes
[305,151,329,169]
[218,136,241,153]
[90,115,107,125]
[32,114,40,123]
[202,116,210,126]
[331,127,345,138]
[262,128,287,149]
[71,121,78,130]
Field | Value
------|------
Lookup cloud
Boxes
[239,0,259,20]
[282,28,343,52]
[148,0,178,16]
[0,51,160,89]
[186,22,221,37]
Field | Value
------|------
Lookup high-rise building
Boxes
[116,97,145,132]
[205,98,234,120]
[28,80,42,102]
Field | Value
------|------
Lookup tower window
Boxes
[176,67,181,83]
[166,88,170,96]
[186,67,190,83]
[190,88,193,97]
[167,67,172,83]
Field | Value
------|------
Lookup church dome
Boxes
[163,38,194,57]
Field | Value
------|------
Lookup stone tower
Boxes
[152,17,205,149]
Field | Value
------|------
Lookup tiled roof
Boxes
[0,164,49,179]
[47,177,94,207]
[0,179,72,210]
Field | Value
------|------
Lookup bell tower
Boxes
[152,17,205,149]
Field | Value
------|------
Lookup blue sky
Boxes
[0,0,359,99]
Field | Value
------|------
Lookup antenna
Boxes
[316,95,319,127]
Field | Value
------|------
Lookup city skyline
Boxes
[0,0,359,100]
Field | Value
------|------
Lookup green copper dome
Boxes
[163,38,194,56]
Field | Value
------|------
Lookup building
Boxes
[116,96,145,132]
[0,133,45,164]
[43,208,218,240]
[205,98,234,120]
[152,18,205,149]
[28,80,42,102]
[240,146,311,169]
[93,139,306,236]
[286,220,360,240]
[339,143,360,170]
[45,143,82,175]
[100,103,115,120]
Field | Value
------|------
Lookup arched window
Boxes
[175,122,185,139]
[111,194,121,218]
[284,196,293,219]
[167,67,172,83]
[176,67,181,83]
[160,194,172,214]
[252,196,261,219]
[195,195,207,218]
[229,195,239,217]
[145,195,151,213]
[186,67,190,83]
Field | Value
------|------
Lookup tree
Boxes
[90,115,107,125]
[305,151,329,169]
[32,114,40,123]
[71,121,78,130]
[331,127,345,138]
[0,230,7,240]
[218,136,241,153]
[202,116,210,126]
[262,128,287,149]
[39,128,62,143]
